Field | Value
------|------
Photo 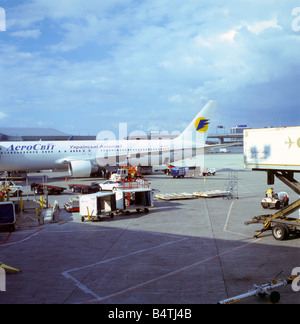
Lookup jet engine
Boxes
[68,160,98,177]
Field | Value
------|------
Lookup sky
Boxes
[0,0,299,137]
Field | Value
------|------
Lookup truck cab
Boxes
[113,169,129,181]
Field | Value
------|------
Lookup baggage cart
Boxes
[68,182,100,194]
[79,192,116,222]
[115,188,153,215]
[171,167,186,178]
[31,183,66,195]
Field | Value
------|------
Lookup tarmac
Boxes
[0,152,300,305]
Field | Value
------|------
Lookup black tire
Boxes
[270,291,281,304]
[272,224,290,241]
[16,190,23,197]
[275,201,281,209]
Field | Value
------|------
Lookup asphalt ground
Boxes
[0,153,300,305]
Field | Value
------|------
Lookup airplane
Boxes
[0,101,234,177]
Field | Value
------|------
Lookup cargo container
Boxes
[115,188,154,214]
[79,192,116,222]
[171,167,186,178]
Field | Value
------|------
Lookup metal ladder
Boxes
[223,171,239,199]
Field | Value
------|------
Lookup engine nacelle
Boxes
[68,160,97,177]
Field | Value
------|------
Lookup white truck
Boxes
[0,181,23,197]
[244,126,300,240]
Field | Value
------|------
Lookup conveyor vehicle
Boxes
[31,182,66,195]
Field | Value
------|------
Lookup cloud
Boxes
[0,112,8,119]
[1,0,300,134]
[246,17,282,34]
[220,29,239,42]
[10,29,41,38]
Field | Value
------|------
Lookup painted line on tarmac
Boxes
[223,201,253,237]
[84,237,264,304]
[62,235,188,301]
[0,228,45,247]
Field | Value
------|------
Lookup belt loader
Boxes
[244,127,300,240]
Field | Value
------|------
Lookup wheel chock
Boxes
[0,262,21,272]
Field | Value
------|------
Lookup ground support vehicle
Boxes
[155,192,196,200]
[99,180,125,191]
[202,168,216,176]
[79,192,116,222]
[0,201,16,232]
[218,273,298,304]
[110,166,143,182]
[68,182,100,194]
[0,181,23,197]
[245,192,300,240]
[115,188,153,215]
[31,183,66,195]
[193,190,231,198]
[261,191,289,209]
[64,202,79,213]
[244,127,300,241]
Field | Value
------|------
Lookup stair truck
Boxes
[244,126,300,240]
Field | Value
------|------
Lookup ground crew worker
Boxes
[266,188,274,198]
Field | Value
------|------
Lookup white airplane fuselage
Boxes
[0,101,218,177]
[0,138,203,175]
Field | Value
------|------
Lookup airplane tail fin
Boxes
[177,100,217,141]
